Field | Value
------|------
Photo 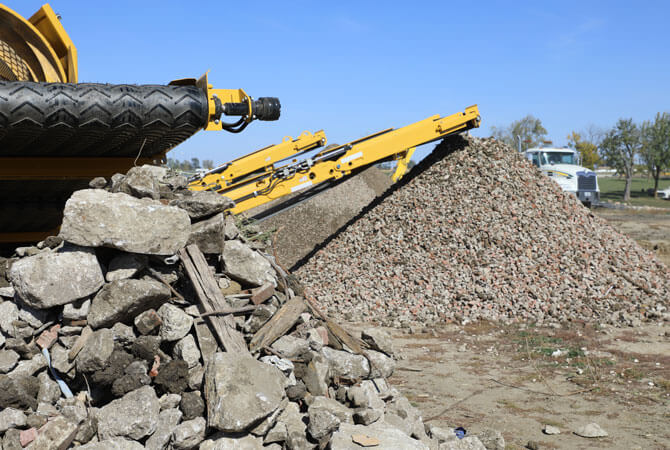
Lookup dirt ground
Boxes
[347,208,670,449]
[384,321,670,450]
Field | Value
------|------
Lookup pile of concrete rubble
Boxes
[0,166,482,449]
[298,135,670,327]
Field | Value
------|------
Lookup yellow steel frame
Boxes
[28,3,78,82]
[195,105,480,214]
[392,147,416,182]
[0,3,76,82]
[190,130,327,192]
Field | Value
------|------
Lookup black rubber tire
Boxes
[0,81,209,157]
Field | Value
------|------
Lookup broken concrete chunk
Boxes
[154,360,189,394]
[76,328,114,373]
[96,385,160,441]
[322,347,370,381]
[157,303,193,341]
[50,344,75,375]
[145,408,182,450]
[111,361,152,397]
[15,246,41,258]
[0,407,27,433]
[106,254,147,282]
[353,407,382,426]
[250,397,287,437]
[366,350,396,378]
[8,353,47,380]
[79,437,145,449]
[331,422,429,450]
[117,165,164,200]
[187,213,226,254]
[88,279,170,329]
[172,416,206,449]
[309,396,354,424]
[0,300,19,335]
[308,407,340,440]
[62,298,91,321]
[277,401,310,449]
[260,355,294,378]
[158,393,182,411]
[25,415,78,450]
[438,436,488,449]
[201,434,264,450]
[88,177,107,189]
[271,335,310,359]
[59,189,191,255]
[8,245,104,309]
[542,424,561,435]
[204,352,286,432]
[0,286,15,298]
[133,309,162,335]
[224,214,240,240]
[221,240,276,287]
[89,349,134,388]
[18,303,51,329]
[180,391,205,421]
[264,420,288,445]
[37,372,61,404]
[111,323,136,346]
[58,395,89,426]
[301,351,330,397]
[3,428,22,450]
[188,364,205,391]
[347,381,385,411]
[361,328,395,356]
[306,327,324,351]
[574,422,608,438]
[173,334,201,369]
[0,349,20,373]
[475,428,505,450]
[386,394,427,441]
[171,191,234,220]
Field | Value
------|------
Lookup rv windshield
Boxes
[541,152,576,165]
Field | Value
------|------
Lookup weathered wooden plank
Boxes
[179,245,249,354]
[193,317,218,364]
[249,296,306,351]
[304,295,367,354]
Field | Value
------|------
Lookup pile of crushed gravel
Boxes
[296,135,670,326]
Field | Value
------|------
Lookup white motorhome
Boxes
[524,148,599,206]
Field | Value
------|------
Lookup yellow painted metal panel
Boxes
[0,3,68,82]
[28,3,78,82]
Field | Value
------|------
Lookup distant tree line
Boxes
[492,113,670,200]
[166,157,215,172]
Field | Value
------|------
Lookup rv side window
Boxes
[531,153,540,167]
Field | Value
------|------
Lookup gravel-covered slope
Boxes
[297,135,670,326]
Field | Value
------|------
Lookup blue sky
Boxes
[8,1,670,164]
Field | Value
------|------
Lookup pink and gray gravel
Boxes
[296,135,670,327]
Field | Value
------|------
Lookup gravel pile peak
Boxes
[297,135,670,326]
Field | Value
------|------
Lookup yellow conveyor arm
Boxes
[189,105,480,215]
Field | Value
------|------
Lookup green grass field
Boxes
[598,176,670,208]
